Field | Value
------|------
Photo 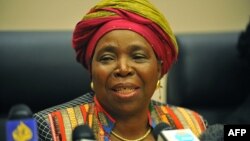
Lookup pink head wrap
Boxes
[72,8,178,76]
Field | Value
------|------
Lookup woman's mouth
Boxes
[113,87,136,93]
[110,83,140,99]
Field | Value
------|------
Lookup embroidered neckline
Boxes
[93,96,155,136]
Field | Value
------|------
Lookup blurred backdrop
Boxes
[0,0,249,33]
[0,0,249,102]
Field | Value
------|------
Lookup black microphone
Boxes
[72,124,96,141]
[153,122,174,140]
[153,122,200,141]
[199,124,224,141]
[6,104,38,141]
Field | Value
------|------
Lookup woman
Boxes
[34,0,207,140]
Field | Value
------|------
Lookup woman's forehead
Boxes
[100,29,146,37]
[95,30,153,51]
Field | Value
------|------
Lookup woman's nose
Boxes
[113,58,134,77]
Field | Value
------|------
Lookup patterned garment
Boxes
[34,93,207,141]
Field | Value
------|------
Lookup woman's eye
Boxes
[99,54,115,63]
[133,54,147,62]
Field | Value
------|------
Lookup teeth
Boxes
[115,88,135,93]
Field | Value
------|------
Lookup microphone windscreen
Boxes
[199,124,224,141]
[6,104,38,141]
[72,124,96,141]
[153,122,173,139]
[8,104,32,120]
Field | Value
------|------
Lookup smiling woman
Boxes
[33,0,207,141]
[92,30,160,118]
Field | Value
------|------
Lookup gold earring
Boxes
[157,80,162,89]
[90,81,94,90]
[157,80,162,100]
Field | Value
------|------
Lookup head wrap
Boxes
[72,0,178,76]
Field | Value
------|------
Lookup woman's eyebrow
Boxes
[130,45,143,50]
[98,45,117,53]
[129,44,150,53]
[96,44,149,55]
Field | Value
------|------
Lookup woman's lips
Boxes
[110,83,140,99]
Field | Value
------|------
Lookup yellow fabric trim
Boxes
[189,112,202,136]
[88,114,93,128]
[160,115,170,125]
[88,103,95,128]
[60,109,72,141]
[92,110,99,139]
[160,105,168,114]
[177,107,199,136]
[74,106,84,125]
[84,104,89,112]
[99,128,105,137]
[171,107,188,128]
[160,106,170,125]
[66,108,78,130]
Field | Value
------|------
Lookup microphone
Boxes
[199,124,224,141]
[72,124,96,141]
[6,104,38,141]
[153,122,174,140]
[153,122,200,141]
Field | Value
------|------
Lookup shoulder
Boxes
[151,100,207,137]
[33,92,94,141]
[35,92,94,116]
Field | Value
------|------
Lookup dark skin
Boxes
[91,30,162,140]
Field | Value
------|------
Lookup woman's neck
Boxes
[94,96,153,139]
[111,109,151,139]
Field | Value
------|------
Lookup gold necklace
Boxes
[111,128,151,141]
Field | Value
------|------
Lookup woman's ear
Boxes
[157,60,163,79]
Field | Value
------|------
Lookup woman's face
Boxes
[91,30,161,116]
